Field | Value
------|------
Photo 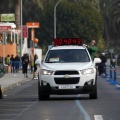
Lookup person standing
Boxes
[29,55,34,74]
[33,54,38,79]
[5,55,10,65]
[0,56,3,63]
[21,53,25,74]
[14,54,21,73]
[10,55,15,73]
[83,40,98,60]
[22,53,29,78]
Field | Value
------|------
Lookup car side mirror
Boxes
[93,58,101,66]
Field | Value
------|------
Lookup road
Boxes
[0,76,120,120]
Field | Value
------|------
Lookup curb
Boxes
[1,77,32,93]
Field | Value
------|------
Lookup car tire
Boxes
[38,79,50,101]
[89,76,97,99]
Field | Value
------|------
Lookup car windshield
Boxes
[45,49,90,63]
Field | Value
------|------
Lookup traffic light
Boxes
[0,34,2,41]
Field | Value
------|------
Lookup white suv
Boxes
[36,40,101,100]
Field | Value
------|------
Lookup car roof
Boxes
[50,45,86,50]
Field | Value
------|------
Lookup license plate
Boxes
[59,85,75,89]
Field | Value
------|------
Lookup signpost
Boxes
[26,22,40,79]
[109,49,114,57]
[0,26,11,31]
[26,22,40,28]
[22,26,28,38]
[1,14,15,22]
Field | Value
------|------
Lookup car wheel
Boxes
[89,76,97,99]
[38,79,50,101]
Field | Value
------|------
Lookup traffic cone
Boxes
[0,85,3,99]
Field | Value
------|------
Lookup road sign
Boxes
[26,22,40,28]
[22,25,28,38]
[114,54,119,59]
[0,26,11,31]
[109,49,114,53]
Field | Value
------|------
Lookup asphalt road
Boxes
[0,76,120,120]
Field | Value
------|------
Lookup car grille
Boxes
[54,70,79,75]
[54,77,80,84]
[54,71,80,84]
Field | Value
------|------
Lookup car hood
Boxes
[41,62,93,71]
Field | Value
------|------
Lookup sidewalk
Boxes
[0,72,33,93]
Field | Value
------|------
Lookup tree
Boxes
[0,0,105,54]
[100,0,120,47]
[38,0,104,53]
[15,0,21,29]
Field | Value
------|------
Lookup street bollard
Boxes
[113,65,116,81]
[110,65,118,85]
[0,85,3,99]
[110,65,112,79]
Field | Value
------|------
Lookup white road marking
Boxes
[94,115,103,120]
[76,95,91,120]
[76,100,91,120]
[76,95,104,120]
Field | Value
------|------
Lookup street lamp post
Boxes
[54,0,62,38]
[20,0,23,57]
[54,0,78,38]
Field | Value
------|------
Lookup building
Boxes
[0,22,20,61]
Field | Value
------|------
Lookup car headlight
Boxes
[40,69,53,75]
[80,68,94,75]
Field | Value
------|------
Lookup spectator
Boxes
[29,55,34,74]
[14,54,21,73]
[0,56,3,63]
[22,53,25,74]
[5,55,10,65]
[33,54,38,79]
[10,55,15,73]
[110,57,115,66]
[22,53,29,78]
[34,54,38,72]
[99,53,107,75]
[83,40,98,60]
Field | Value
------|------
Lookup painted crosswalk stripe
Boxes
[94,115,103,120]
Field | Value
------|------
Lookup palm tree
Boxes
[14,0,44,29]
[108,0,120,38]
[15,0,21,29]
[100,0,120,44]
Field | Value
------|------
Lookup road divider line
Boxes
[76,95,91,120]
[94,115,103,120]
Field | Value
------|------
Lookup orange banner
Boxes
[26,22,40,28]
